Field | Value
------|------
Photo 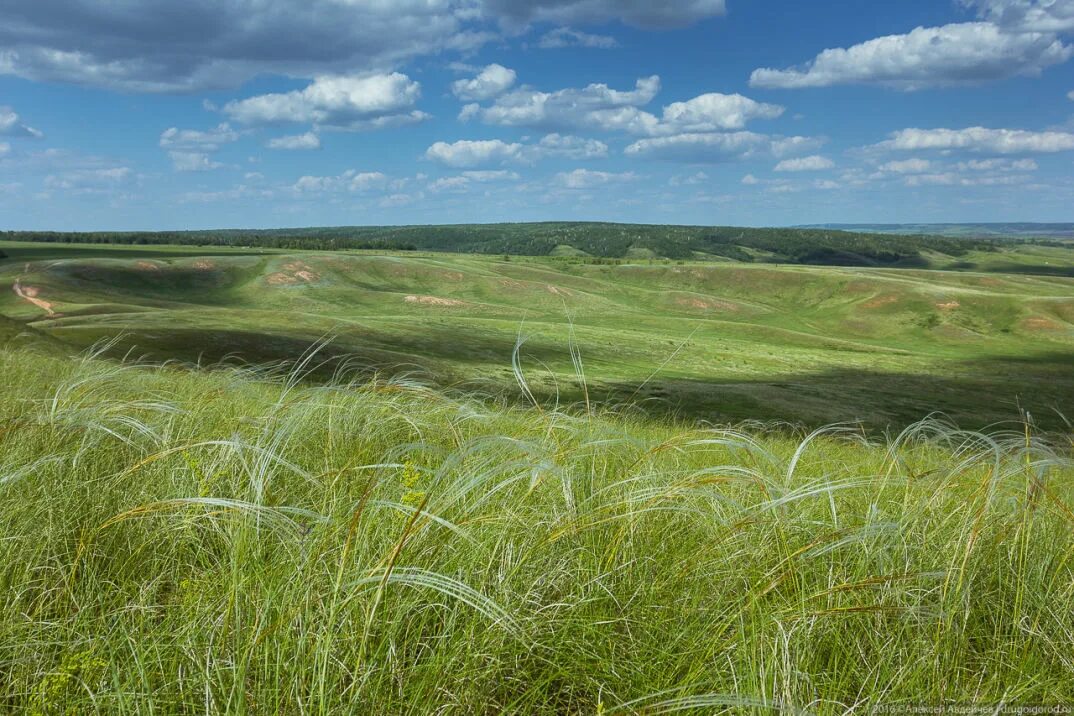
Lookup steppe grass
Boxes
[0,344,1072,713]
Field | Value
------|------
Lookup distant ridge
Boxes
[797,223,1074,240]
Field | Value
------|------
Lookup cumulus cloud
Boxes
[222,74,428,131]
[537,27,619,49]
[625,132,823,163]
[873,126,1074,153]
[0,142,9,157]
[750,22,1071,90]
[267,132,321,150]
[555,168,637,189]
[471,75,661,130]
[44,166,132,192]
[169,151,223,172]
[429,169,520,193]
[624,132,767,161]
[468,74,782,137]
[484,0,725,29]
[669,171,708,186]
[773,155,834,172]
[0,1,483,92]
[535,133,609,159]
[451,64,517,101]
[425,139,524,167]
[159,123,238,151]
[658,93,784,133]
[957,157,1038,170]
[0,0,732,92]
[292,170,389,193]
[880,158,933,174]
[0,106,43,138]
[963,0,1074,33]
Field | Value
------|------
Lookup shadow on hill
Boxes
[982,264,1074,279]
[64,324,600,383]
[571,352,1074,434]
[49,263,240,303]
[39,322,1074,435]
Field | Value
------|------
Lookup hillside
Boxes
[1,342,1072,712]
[3,242,1073,431]
[801,223,1074,241]
[0,221,1045,269]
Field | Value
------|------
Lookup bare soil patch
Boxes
[404,295,466,307]
[266,261,321,286]
[675,296,740,312]
[12,281,57,317]
[863,294,899,309]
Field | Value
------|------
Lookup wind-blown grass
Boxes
[0,345,1072,713]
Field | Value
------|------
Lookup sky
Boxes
[0,0,1073,231]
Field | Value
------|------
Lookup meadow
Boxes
[1,236,1073,712]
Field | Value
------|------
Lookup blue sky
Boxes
[1,0,1073,230]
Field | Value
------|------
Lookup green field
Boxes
[2,236,1074,712]
[3,239,1074,431]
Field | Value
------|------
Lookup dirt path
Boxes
[12,280,57,317]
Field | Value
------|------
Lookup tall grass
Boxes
[0,345,1072,713]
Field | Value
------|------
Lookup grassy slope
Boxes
[1,347,1072,712]
[2,241,1073,431]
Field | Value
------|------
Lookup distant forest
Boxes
[0,222,1012,267]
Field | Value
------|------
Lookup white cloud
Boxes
[771,135,826,157]
[750,22,1071,90]
[957,157,1039,170]
[429,176,472,193]
[0,1,730,92]
[425,139,524,167]
[223,73,427,131]
[741,174,760,185]
[538,27,619,49]
[669,171,708,186]
[535,133,609,159]
[484,0,726,29]
[774,155,834,172]
[624,132,747,161]
[169,151,223,172]
[624,132,822,163]
[159,123,238,151]
[473,75,662,130]
[451,64,517,101]
[904,172,1031,187]
[292,170,389,194]
[429,170,520,193]
[879,158,933,174]
[874,126,1074,153]
[963,0,1074,33]
[469,75,782,138]
[44,166,132,191]
[462,170,520,181]
[380,192,422,208]
[555,168,637,189]
[267,132,321,150]
[658,93,784,133]
[0,1,482,92]
[0,106,43,138]
[0,142,10,157]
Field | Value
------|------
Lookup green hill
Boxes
[3,221,1053,269]
[3,243,1073,431]
[0,339,1071,712]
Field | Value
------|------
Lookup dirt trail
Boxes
[13,280,57,317]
